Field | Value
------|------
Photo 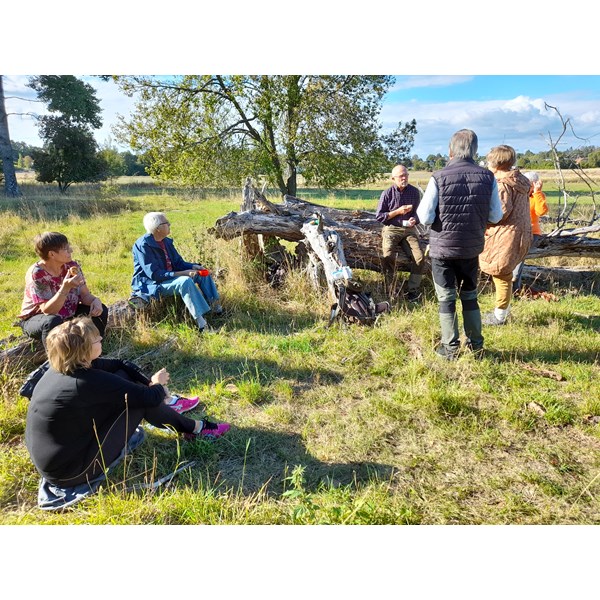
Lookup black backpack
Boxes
[328,281,390,326]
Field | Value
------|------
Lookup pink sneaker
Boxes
[168,394,200,414]
[184,419,231,440]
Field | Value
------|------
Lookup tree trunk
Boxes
[286,163,297,198]
[0,76,21,198]
[240,178,262,259]
[301,218,351,301]
[211,188,600,274]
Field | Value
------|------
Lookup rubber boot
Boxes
[438,311,460,359]
[463,309,483,350]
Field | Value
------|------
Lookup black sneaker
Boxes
[405,290,422,303]
[435,345,459,361]
[184,419,230,441]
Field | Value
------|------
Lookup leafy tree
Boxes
[0,75,21,197]
[121,151,148,176]
[11,141,42,163]
[29,76,102,128]
[114,75,417,196]
[31,120,107,192]
[28,75,105,193]
[583,150,600,168]
[410,154,428,171]
[98,145,126,179]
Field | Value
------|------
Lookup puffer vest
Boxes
[430,158,494,259]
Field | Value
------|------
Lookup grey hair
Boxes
[449,129,478,160]
[143,212,167,234]
[523,171,540,183]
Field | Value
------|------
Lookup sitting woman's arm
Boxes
[92,357,152,385]
[36,268,83,315]
[79,367,168,409]
[79,281,104,317]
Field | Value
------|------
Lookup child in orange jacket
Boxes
[512,171,549,293]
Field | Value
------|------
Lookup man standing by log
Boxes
[417,130,503,360]
[375,164,424,302]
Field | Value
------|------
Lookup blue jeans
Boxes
[157,275,219,323]
[513,234,542,293]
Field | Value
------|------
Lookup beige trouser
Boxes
[381,226,424,292]
[492,273,513,310]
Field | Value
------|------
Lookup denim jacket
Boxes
[131,233,195,301]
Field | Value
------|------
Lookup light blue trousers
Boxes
[158,275,220,323]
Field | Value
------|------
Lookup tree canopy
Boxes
[114,75,417,196]
[28,75,106,192]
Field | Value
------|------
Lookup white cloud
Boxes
[391,76,474,91]
[383,94,600,157]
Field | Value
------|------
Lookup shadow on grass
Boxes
[140,424,396,498]
[130,294,328,338]
[487,348,600,365]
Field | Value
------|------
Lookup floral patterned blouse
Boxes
[19,260,84,320]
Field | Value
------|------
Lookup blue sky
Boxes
[5,75,600,160]
[382,75,600,157]
[4,3,599,162]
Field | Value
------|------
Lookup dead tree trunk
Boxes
[301,216,352,301]
[211,187,600,273]
[0,76,21,198]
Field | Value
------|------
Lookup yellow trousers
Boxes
[492,273,513,310]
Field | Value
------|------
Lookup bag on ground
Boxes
[329,281,390,326]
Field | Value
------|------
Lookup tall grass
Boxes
[1,179,599,524]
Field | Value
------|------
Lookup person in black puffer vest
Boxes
[417,129,503,359]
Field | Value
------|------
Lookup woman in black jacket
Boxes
[25,318,230,488]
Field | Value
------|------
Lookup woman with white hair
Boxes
[130,212,223,332]
[512,171,549,293]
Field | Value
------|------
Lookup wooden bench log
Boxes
[0,300,142,370]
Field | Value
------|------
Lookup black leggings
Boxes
[54,371,196,487]
[21,303,109,348]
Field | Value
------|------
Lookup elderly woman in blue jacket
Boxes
[131,212,223,331]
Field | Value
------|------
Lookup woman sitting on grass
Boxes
[25,317,230,492]
[18,231,108,348]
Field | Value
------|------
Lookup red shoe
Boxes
[184,419,231,440]
[168,394,200,414]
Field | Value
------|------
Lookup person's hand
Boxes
[533,180,543,193]
[89,297,103,317]
[400,204,413,215]
[63,271,84,290]
[151,368,170,386]
[406,217,417,227]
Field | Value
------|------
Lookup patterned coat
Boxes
[479,169,533,277]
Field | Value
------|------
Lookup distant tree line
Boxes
[404,146,600,172]
[11,140,148,177]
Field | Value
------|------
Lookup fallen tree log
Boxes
[0,300,138,370]
[528,226,600,259]
[519,265,600,291]
[211,189,600,272]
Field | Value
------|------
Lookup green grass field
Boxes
[1,177,599,524]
